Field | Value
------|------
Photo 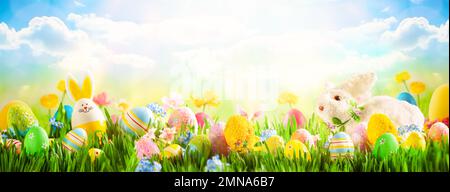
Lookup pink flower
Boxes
[93,92,111,107]
[135,136,160,159]
[195,112,212,129]
[162,93,184,110]
[111,114,120,124]
[351,123,369,151]
[159,127,177,143]
[143,128,157,140]
[237,105,264,121]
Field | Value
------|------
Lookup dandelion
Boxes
[40,94,59,118]
[135,159,162,172]
[93,92,111,107]
[410,81,426,108]
[278,91,298,107]
[395,71,411,92]
[191,90,220,112]
[159,127,177,143]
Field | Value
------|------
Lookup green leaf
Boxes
[332,117,342,125]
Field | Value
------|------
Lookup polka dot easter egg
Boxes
[397,92,417,106]
[188,135,211,157]
[284,140,311,160]
[373,133,399,159]
[24,126,49,155]
[428,122,449,142]
[283,108,306,129]
[401,132,426,150]
[224,115,258,153]
[168,107,198,133]
[329,132,354,160]
[367,114,398,145]
[120,107,154,137]
[0,100,38,136]
[88,148,103,162]
[264,135,285,155]
[163,144,183,159]
[62,128,88,152]
[428,84,449,122]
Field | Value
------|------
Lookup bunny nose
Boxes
[319,106,324,111]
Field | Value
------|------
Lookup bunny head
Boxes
[316,72,377,126]
[66,71,106,135]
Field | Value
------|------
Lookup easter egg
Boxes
[224,115,258,153]
[264,135,285,155]
[168,107,198,133]
[62,128,88,152]
[119,107,154,137]
[367,114,398,145]
[428,84,449,121]
[208,122,230,155]
[401,132,426,150]
[0,100,38,136]
[24,126,49,155]
[163,144,182,159]
[284,140,311,160]
[428,122,449,141]
[373,133,399,159]
[188,135,211,157]
[283,108,306,129]
[351,123,369,151]
[88,148,103,162]
[5,139,22,154]
[329,132,354,160]
[397,92,417,106]
[291,129,315,147]
[72,98,107,136]
[195,112,212,129]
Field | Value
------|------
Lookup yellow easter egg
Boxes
[88,148,104,162]
[163,144,182,159]
[367,114,398,145]
[401,132,426,150]
[428,84,449,121]
[284,140,311,160]
[264,135,285,155]
[224,115,255,153]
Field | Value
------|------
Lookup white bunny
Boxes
[316,72,424,135]
[66,71,107,136]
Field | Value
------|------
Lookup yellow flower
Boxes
[57,80,66,92]
[278,91,298,106]
[410,81,426,94]
[118,100,130,112]
[191,96,206,108]
[395,71,411,83]
[203,91,220,107]
[40,94,59,109]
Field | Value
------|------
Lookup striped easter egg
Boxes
[62,128,88,152]
[329,132,354,160]
[120,107,154,137]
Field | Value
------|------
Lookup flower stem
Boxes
[403,81,410,92]
[417,94,421,109]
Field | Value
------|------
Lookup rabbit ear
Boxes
[66,71,95,101]
[81,71,94,99]
[339,72,377,99]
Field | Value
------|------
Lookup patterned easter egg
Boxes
[367,114,398,145]
[120,107,154,137]
[62,128,88,152]
[264,135,285,155]
[188,135,211,157]
[0,100,38,136]
[373,133,399,159]
[195,112,212,129]
[163,144,182,159]
[284,140,311,160]
[209,122,230,155]
[5,139,22,154]
[428,84,449,121]
[397,92,417,106]
[24,126,49,155]
[428,122,449,141]
[168,107,198,133]
[224,115,258,153]
[88,148,103,162]
[283,108,306,129]
[401,132,426,150]
[329,132,354,160]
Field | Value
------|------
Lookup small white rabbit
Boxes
[316,72,424,135]
[66,71,107,136]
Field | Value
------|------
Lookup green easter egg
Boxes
[6,101,39,136]
[188,135,211,157]
[373,133,399,159]
[24,126,49,155]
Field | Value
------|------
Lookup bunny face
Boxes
[316,88,353,125]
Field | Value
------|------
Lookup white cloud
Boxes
[74,0,86,7]
[410,0,424,4]
[0,22,19,49]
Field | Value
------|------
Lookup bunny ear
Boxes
[66,71,95,101]
[339,72,377,99]
[81,72,94,99]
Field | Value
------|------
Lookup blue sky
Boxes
[0,0,448,108]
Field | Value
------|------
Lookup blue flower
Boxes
[205,155,224,172]
[50,117,64,129]
[260,129,277,142]
[146,103,166,118]
[397,124,422,137]
[178,131,195,146]
[135,159,162,172]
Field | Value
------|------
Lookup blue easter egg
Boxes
[119,107,154,137]
[62,128,88,152]
[397,92,417,106]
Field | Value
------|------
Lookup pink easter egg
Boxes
[208,122,230,155]
[195,112,212,129]
[5,139,22,154]
[351,123,369,151]
[428,122,449,142]
[168,107,198,133]
[291,128,317,147]
[283,108,306,129]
